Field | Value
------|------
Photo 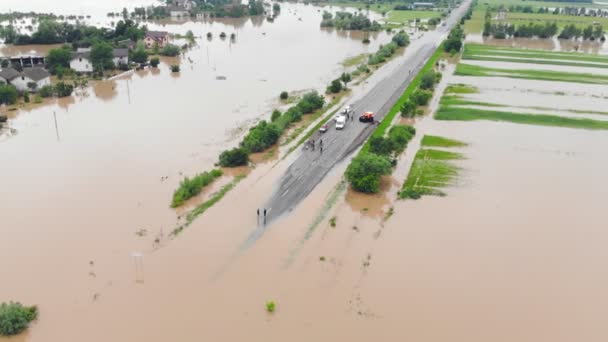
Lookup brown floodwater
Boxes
[0,1,394,340]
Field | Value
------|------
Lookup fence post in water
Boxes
[131,251,144,283]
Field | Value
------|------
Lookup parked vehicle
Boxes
[336,116,346,130]
[319,124,328,133]
[359,111,375,123]
[342,105,353,115]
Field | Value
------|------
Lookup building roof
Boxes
[23,67,51,82]
[145,31,169,39]
[71,51,91,60]
[0,68,21,81]
[113,48,129,58]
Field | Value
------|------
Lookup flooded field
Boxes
[466,34,608,55]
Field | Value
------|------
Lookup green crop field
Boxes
[435,106,608,130]
[399,147,464,199]
[455,63,608,84]
[463,43,608,68]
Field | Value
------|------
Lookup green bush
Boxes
[280,91,288,100]
[150,57,160,68]
[391,30,410,47]
[327,79,342,94]
[368,42,398,65]
[271,109,282,122]
[411,89,433,106]
[400,100,416,118]
[266,301,276,313]
[54,81,74,97]
[23,90,30,103]
[0,85,18,105]
[241,120,281,153]
[170,64,180,72]
[346,152,392,193]
[38,85,54,98]
[218,148,249,167]
[0,302,38,336]
[171,169,223,207]
[298,91,325,113]
[160,44,181,57]
[388,125,415,153]
[369,136,396,156]
[420,71,439,90]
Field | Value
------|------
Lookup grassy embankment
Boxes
[399,139,466,199]
[455,63,608,84]
[421,135,468,148]
[171,169,223,208]
[435,106,608,130]
[462,44,608,68]
[172,175,245,236]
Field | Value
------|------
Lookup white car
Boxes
[342,105,353,114]
[335,116,346,130]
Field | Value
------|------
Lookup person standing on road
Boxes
[320,145,323,154]
[311,139,315,151]
[320,139,323,148]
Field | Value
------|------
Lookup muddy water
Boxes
[0,2,394,341]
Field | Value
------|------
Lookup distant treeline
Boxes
[321,11,381,31]
[532,0,591,2]
[0,19,146,47]
[487,4,608,17]
[484,21,605,41]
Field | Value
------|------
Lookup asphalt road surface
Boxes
[262,0,472,223]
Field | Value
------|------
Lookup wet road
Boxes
[263,1,472,222]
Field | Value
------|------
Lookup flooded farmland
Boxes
[2,0,608,340]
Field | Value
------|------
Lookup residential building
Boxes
[112,49,129,67]
[144,31,170,48]
[0,68,20,86]
[70,51,93,73]
[168,6,190,18]
[0,67,51,92]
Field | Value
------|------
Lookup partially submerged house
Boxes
[112,49,129,67]
[70,50,93,73]
[144,31,170,48]
[70,48,130,73]
[0,67,51,92]
[168,6,190,18]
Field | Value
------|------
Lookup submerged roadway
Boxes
[263,0,472,224]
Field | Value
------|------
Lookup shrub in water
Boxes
[280,91,288,100]
[218,147,249,167]
[0,302,38,336]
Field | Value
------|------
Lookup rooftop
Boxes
[23,67,51,82]
[0,68,21,81]
[146,31,169,39]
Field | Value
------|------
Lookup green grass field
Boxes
[435,106,608,130]
[386,10,441,23]
[464,44,608,65]
[465,4,608,34]
[478,0,608,9]
[399,147,464,199]
[455,63,608,84]
[421,135,468,148]
[445,83,479,94]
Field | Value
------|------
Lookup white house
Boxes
[70,51,93,73]
[169,8,190,18]
[144,31,170,48]
[6,67,51,92]
[112,49,129,67]
[70,49,130,72]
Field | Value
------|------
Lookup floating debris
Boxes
[216,76,227,80]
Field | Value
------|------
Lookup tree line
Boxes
[320,11,382,31]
